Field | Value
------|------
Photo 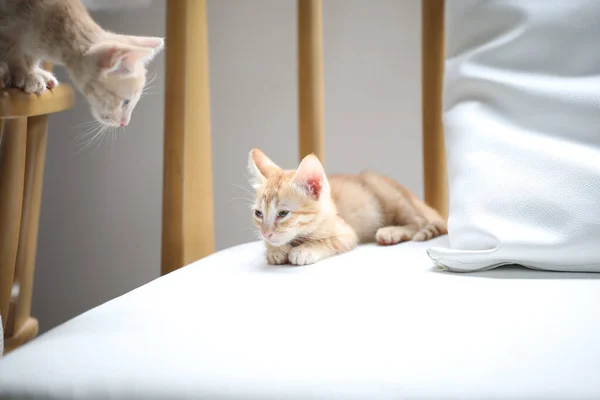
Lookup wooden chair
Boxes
[0,69,75,354]
[161,0,447,274]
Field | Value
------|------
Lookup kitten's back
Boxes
[0,0,98,57]
[329,172,443,243]
[329,174,383,242]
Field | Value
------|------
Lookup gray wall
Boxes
[33,0,422,332]
[33,2,166,332]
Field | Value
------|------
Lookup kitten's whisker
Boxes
[90,125,110,155]
[111,127,117,152]
[232,202,256,209]
[146,70,159,86]
[76,129,101,144]
[232,184,256,198]
[141,71,159,97]
[241,173,256,187]
[78,120,102,133]
[74,120,99,129]
[76,123,105,153]
[76,121,102,138]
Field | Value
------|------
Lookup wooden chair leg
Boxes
[162,0,214,275]
[3,317,38,354]
[422,0,448,217]
[0,118,27,332]
[298,0,325,163]
[12,115,48,339]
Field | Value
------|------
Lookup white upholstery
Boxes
[428,0,600,272]
[1,237,600,399]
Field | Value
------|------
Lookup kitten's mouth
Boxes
[264,235,285,246]
[90,109,121,127]
[99,118,121,127]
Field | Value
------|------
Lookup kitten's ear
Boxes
[248,148,281,189]
[88,43,155,75]
[292,154,328,199]
[121,35,165,52]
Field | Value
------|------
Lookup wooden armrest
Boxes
[0,85,76,118]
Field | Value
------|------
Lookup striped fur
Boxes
[248,148,447,266]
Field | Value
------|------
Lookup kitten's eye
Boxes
[254,210,263,218]
[277,210,289,219]
[122,99,130,107]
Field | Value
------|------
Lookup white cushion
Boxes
[2,237,600,399]
[427,0,600,272]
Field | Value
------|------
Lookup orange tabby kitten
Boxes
[0,0,163,127]
[248,148,447,265]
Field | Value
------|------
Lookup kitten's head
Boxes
[248,148,334,247]
[74,35,164,127]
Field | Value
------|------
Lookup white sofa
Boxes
[2,237,600,399]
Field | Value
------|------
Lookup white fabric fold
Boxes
[428,0,600,272]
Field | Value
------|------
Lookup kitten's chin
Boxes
[90,108,120,127]
[98,118,120,127]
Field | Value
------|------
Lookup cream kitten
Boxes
[248,148,448,266]
[0,0,164,127]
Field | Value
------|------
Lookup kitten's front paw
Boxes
[266,244,291,265]
[38,69,59,90]
[288,247,322,266]
[12,67,58,95]
[376,226,413,245]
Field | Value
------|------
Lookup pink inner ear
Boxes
[294,155,326,199]
[99,46,154,74]
[97,47,121,69]
[120,49,153,69]
[302,177,323,199]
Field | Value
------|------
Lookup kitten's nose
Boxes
[263,232,274,239]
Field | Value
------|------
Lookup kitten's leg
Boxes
[266,243,292,265]
[36,67,59,90]
[376,225,418,245]
[288,241,335,265]
[361,172,447,243]
[9,53,58,95]
[412,220,447,242]
[288,222,358,266]
[376,220,447,245]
